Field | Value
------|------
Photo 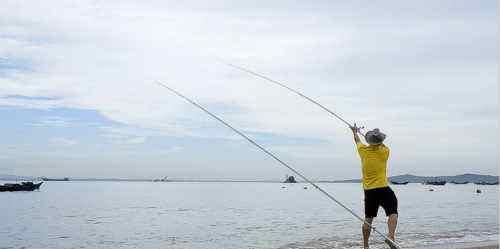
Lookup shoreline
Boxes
[412,241,498,249]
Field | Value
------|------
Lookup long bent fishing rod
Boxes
[155,81,401,249]
[221,62,365,136]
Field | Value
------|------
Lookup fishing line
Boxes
[155,81,401,249]
[219,61,366,136]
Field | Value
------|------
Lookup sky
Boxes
[0,0,497,180]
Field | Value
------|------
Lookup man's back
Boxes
[357,143,390,190]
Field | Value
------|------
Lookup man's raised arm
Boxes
[350,124,362,144]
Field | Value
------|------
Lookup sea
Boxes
[0,181,498,249]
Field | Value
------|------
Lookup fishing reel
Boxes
[350,122,366,137]
[351,122,365,132]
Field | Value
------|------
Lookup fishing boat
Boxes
[153,176,169,182]
[0,182,43,192]
[283,175,297,183]
[474,181,499,185]
[424,181,446,185]
[390,181,409,185]
[450,181,469,184]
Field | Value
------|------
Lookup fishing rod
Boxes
[220,61,366,136]
[155,81,401,249]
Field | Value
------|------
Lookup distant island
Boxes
[1,173,498,184]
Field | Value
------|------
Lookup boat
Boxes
[390,181,409,185]
[283,175,297,183]
[474,181,499,185]
[424,181,446,185]
[450,181,469,184]
[41,177,69,181]
[0,182,43,192]
[153,176,169,182]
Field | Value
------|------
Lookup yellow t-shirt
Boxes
[356,142,390,190]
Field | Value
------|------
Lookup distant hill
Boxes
[331,174,499,184]
[1,173,498,184]
[390,174,498,184]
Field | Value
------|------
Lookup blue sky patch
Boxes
[0,57,34,75]
[1,95,60,101]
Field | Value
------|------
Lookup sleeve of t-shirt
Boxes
[383,145,390,159]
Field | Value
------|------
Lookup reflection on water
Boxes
[0,182,498,249]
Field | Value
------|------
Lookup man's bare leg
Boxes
[362,218,373,249]
[384,214,398,249]
[387,214,398,241]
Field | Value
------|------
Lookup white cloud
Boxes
[49,137,78,147]
[30,116,72,127]
[164,146,183,154]
[0,97,65,110]
[125,136,146,144]
[0,1,493,139]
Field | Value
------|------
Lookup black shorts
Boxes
[364,187,398,218]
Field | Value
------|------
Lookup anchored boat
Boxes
[474,181,499,185]
[283,175,297,183]
[390,181,409,185]
[0,182,43,192]
[424,181,446,186]
[450,181,469,184]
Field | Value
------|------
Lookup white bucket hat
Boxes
[365,128,386,145]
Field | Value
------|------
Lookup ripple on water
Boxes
[276,235,368,249]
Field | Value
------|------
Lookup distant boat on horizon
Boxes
[153,176,169,182]
[283,175,297,183]
[474,181,499,185]
[450,181,469,184]
[390,181,409,185]
[41,177,69,181]
[424,181,447,186]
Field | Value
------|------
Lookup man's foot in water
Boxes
[384,239,398,249]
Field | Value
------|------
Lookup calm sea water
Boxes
[0,181,498,249]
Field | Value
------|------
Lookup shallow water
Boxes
[0,181,497,249]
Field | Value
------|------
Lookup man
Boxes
[350,124,398,249]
